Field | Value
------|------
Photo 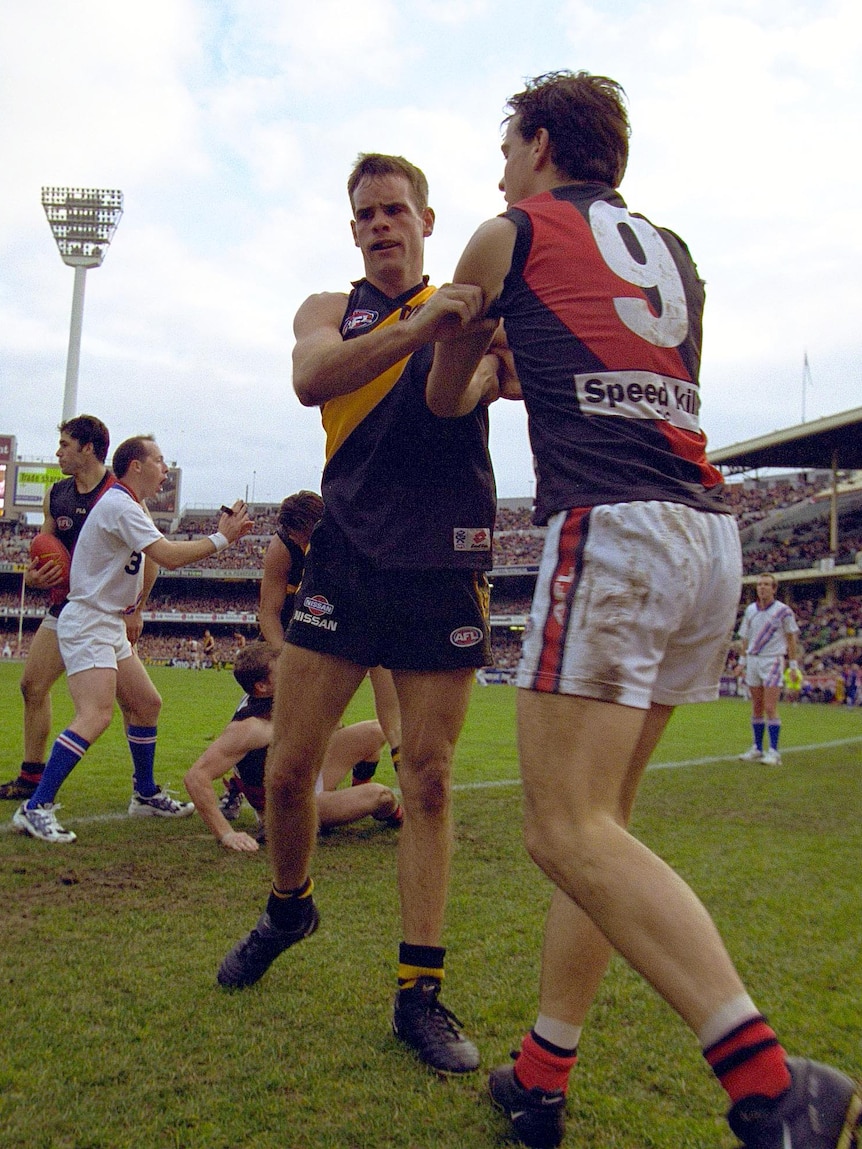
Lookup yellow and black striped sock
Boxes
[267,877,314,928]
[398,942,445,989]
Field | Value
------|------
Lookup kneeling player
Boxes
[184,642,402,851]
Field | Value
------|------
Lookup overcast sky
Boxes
[1,0,860,511]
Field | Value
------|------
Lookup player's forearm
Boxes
[293,321,430,407]
[427,333,493,417]
[257,608,285,648]
[184,768,233,841]
[139,555,159,609]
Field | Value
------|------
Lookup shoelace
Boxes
[419,988,466,1035]
[144,787,183,807]
[29,804,65,831]
[33,801,62,817]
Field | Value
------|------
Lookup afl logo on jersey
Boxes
[450,626,483,648]
[342,309,378,334]
[304,594,334,617]
[56,516,74,532]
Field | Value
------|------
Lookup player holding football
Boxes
[0,415,158,801]
[427,70,860,1149]
[12,435,253,844]
[737,572,801,766]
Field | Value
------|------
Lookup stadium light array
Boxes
[41,186,123,268]
[41,186,124,421]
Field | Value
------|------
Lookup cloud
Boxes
[2,0,860,510]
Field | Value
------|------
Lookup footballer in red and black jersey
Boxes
[49,471,116,556]
[493,183,728,525]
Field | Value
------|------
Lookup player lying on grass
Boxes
[184,642,403,852]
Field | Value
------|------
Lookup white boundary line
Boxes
[453,736,861,791]
[2,736,859,833]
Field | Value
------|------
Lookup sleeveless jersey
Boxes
[274,530,307,632]
[319,278,496,570]
[49,471,116,555]
[231,693,274,790]
[494,184,727,524]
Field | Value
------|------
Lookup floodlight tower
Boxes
[41,186,123,422]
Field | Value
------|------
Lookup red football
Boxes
[29,533,72,596]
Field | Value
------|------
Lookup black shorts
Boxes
[285,519,491,672]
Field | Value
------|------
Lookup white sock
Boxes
[533,1014,582,1053]
[697,994,760,1050]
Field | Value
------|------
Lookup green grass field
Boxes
[0,663,859,1149]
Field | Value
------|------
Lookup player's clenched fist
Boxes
[409,283,489,342]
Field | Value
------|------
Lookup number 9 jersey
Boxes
[493,183,729,524]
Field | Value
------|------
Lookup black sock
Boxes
[267,877,314,929]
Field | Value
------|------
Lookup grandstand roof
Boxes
[708,406,862,471]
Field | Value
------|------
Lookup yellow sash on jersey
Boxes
[321,284,436,463]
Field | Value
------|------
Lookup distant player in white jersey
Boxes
[12,435,253,845]
[737,572,801,766]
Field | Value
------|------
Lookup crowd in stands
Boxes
[3,475,861,695]
[489,631,524,671]
[2,475,859,577]
[721,477,831,529]
[177,505,284,537]
[493,506,534,531]
[742,524,862,573]
[492,532,544,566]
[146,587,260,615]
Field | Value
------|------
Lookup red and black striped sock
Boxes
[514,1030,578,1095]
[19,762,45,784]
[704,1016,791,1103]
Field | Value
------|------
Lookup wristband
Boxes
[789,660,799,671]
[208,531,229,553]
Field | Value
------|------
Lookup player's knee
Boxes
[83,705,116,741]
[522,806,599,881]
[399,761,450,819]
[20,673,50,706]
[266,749,319,796]
[125,692,161,726]
[141,695,162,725]
[371,784,398,817]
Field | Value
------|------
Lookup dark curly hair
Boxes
[505,70,630,187]
[59,415,110,463]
